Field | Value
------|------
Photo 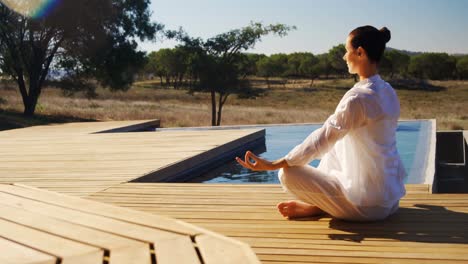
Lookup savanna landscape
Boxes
[1,76,467,131]
[1,1,467,132]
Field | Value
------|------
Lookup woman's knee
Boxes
[279,165,345,197]
[278,166,302,184]
[278,166,316,189]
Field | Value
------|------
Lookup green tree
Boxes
[177,23,295,126]
[237,53,265,78]
[285,52,306,77]
[298,53,320,87]
[0,0,161,116]
[380,50,410,78]
[408,53,456,80]
[257,54,288,88]
[194,54,249,126]
[456,56,468,79]
[316,54,333,79]
[256,56,275,88]
[328,44,347,77]
[145,50,167,85]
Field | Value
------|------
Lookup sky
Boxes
[139,0,468,55]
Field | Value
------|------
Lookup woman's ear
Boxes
[357,46,367,59]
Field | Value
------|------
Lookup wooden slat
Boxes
[0,219,103,263]
[231,236,468,249]
[0,183,261,263]
[0,203,151,264]
[0,238,57,264]
[257,254,467,264]
[0,183,199,235]
[155,236,201,264]
[0,186,204,264]
[0,191,190,243]
[195,234,260,264]
[253,247,468,261]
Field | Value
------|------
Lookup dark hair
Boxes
[349,25,391,63]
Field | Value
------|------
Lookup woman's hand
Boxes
[236,151,288,171]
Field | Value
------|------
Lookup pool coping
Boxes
[426,119,437,193]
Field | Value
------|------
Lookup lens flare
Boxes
[1,0,60,19]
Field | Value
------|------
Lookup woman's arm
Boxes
[284,95,367,167]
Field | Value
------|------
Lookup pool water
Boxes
[190,121,432,184]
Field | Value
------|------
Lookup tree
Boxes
[328,44,347,77]
[0,0,161,116]
[145,48,188,89]
[316,54,333,79]
[408,53,456,80]
[256,56,274,88]
[145,50,167,85]
[380,50,410,78]
[176,22,295,126]
[456,56,468,80]
[298,53,320,87]
[237,53,265,78]
[257,54,288,88]
[195,54,249,126]
[285,52,306,77]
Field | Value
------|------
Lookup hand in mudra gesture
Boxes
[236,151,288,171]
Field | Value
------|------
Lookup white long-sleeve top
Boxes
[284,75,406,208]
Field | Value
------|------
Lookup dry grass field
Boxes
[0,77,467,130]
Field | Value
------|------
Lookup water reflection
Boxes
[190,160,279,183]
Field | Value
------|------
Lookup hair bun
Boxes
[379,27,391,43]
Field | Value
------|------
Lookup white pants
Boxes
[278,165,399,221]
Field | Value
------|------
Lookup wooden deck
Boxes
[3,120,468,263]
[88,183,468,264]
[0,120,263,196]
[0,183,259,264]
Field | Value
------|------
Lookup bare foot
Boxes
[277,200,324,219]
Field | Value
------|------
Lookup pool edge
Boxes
[425,119,437,193]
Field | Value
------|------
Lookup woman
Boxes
[236,25,406,221]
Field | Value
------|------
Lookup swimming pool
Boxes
[189,120,435,184]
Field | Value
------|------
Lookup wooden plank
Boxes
[0,219,103,263]
[0,238,57,264]
[0,192,218,263]
[0,183,199,235]
[0,188,205,264]
[405,184,430,193]
[257,254,467,264]
[253,247,468,261]
[182,220,468,232]
[0,203,151,264]
[0,183,259,264]
[230,236,468,254]
[0,120,160,136]
[99,183,430,191]
[195,234,260,264]
[0,190,191,242]
[89,189,457,199]
[217,230,467,242]
[232,236,468,249]
[155,236,200,264]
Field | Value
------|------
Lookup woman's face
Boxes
[343,35,359,74]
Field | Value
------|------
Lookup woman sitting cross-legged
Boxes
[237,25,406,221]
